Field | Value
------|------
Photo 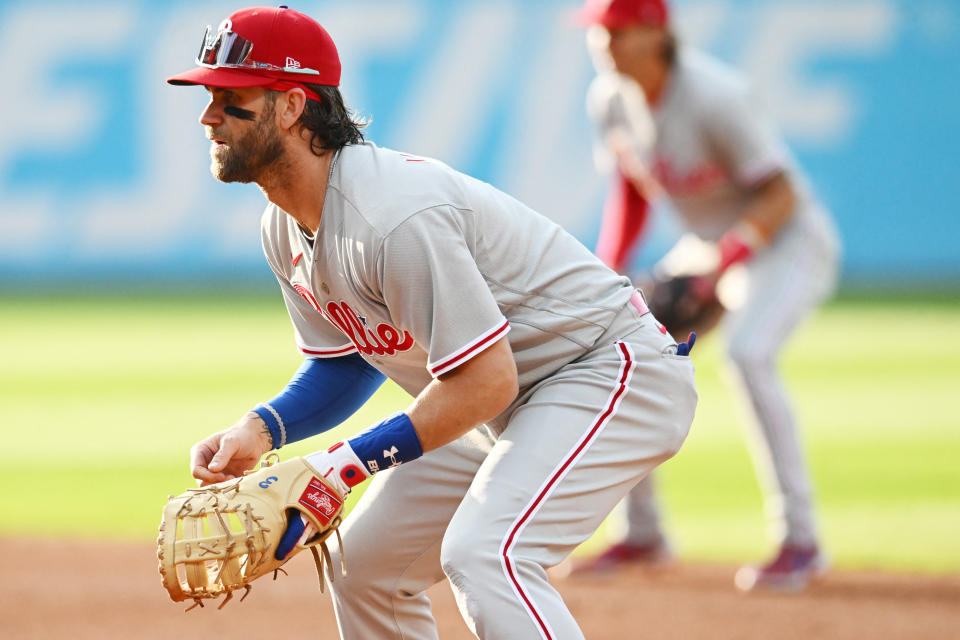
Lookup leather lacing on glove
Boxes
[157,454,347,611]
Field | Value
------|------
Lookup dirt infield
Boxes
[4,538,958,639]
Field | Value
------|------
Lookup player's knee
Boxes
[439,527,499,587]
[439,530,476,579]
[725,337,772,374]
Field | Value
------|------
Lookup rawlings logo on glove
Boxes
[299,477,342,526]
[157,455,347,610]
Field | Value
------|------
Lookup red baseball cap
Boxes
[575,0,670,30]
[167,5,340,91]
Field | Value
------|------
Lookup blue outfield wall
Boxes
[0,0,957,289]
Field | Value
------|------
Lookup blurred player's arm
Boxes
[703,78,798,274]
[606,127,663,203]
[588,73,660,272]
[596,170,651,273]
[717,170,796,272]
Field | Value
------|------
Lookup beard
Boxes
[209,102,284,183]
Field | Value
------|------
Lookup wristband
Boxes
[348,412,424,475]
[304,412,424,493]
[717,222,764,273]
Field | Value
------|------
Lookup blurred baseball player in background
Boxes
[168,5,697,638]
[570,0,841,592]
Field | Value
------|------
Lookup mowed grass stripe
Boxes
[1,293,957,573]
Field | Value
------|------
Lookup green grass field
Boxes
[1,292,957,573]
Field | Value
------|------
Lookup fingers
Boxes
[189,438,215,472]
[192,463,236,486]
[298,521,318,546]
[189,432,237,485]
[189,417,270,486]
[208,435,240,473]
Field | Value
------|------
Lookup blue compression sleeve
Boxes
[252,353,385,449]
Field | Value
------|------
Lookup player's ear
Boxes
[276,88,308,131]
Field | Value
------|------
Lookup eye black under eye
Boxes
[224,105,257,121]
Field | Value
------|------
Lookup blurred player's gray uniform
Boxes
[262,141,697,638]
[589,49,840,550]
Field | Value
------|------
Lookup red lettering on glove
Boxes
[298,478,343,527]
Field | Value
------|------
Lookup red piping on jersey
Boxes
[428,320,510,376]
[298,344,357,357]
[499,341,635,639]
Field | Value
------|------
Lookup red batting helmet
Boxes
[576,0,670,29]
[167,5,340,94]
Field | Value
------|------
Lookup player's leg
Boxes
[572,233,717,574]
[723,212,838,588]
[328,428,494,640]
[439,320,697,638]
[567,474,671,574]
[622,474,672,549]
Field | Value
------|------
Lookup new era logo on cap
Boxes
[286,57,301,69]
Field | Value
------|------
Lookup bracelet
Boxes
[253,402,287,449]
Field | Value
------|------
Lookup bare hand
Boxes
[190,412,273,486]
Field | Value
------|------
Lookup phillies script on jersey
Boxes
[294,283,415,357]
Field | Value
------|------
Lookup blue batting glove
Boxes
[275,513,307,560]
[676,332,697,357]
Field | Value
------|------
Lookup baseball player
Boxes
[570,0,841,592]
[168,6,697,639]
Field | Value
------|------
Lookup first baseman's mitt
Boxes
[157,454,346,610]
[644,273,725,342]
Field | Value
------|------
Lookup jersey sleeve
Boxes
[701,81,788,188]
[260,211,356,358]
[379,206,509,377]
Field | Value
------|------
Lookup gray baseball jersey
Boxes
[262,141,635,396]
[260,141,698,638]
[589,49,837,247]
[588,49,840,549]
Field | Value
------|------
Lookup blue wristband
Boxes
[252,353,385,448]
[347,412,424,474]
